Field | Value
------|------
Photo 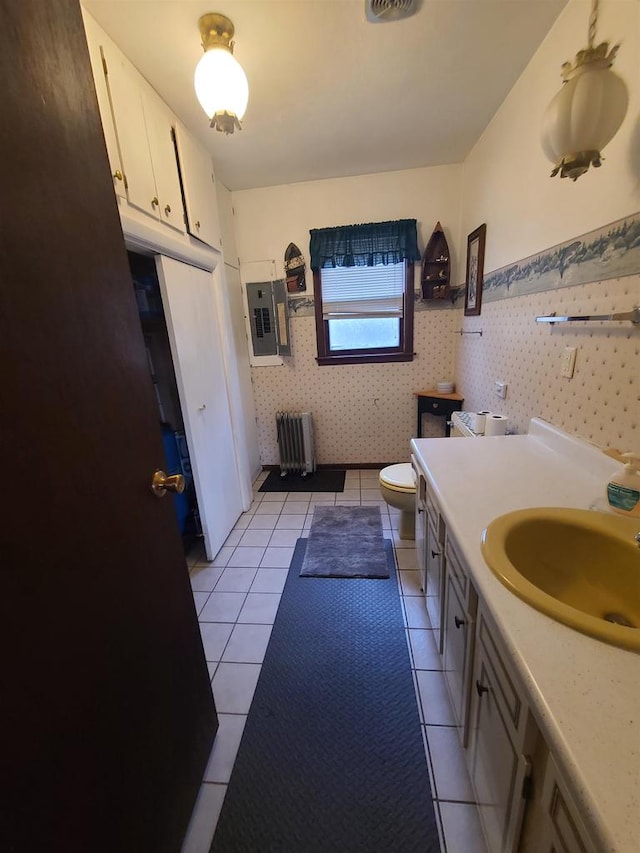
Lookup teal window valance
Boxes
[309,219,420,270]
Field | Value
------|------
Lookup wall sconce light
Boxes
[541,0,628,180]
[194,13,249,134]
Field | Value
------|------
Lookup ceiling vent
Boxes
[365,0,421,23]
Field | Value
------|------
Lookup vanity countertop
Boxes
[411,418,639,853]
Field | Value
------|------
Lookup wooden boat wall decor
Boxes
[421,222,451,300]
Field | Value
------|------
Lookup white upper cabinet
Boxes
[100,39,157,218]
[81,10,126,201]
[100,40,184,234]
[83,10,223,251]
[140,85,185,233]
[173,122,222,252]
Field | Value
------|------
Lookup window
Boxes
[310,219,419,366]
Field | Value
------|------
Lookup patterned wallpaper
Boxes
[251,306,458,465]
[456,275,639,450]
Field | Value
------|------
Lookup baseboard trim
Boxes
[262,462,392,471]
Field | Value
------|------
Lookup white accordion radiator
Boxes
[276,411,315,476]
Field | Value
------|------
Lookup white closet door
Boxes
[156,255,243,559]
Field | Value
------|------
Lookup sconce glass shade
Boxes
[194,47,249,133]
[541,56,628,180]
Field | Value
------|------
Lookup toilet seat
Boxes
[379,463,416,493]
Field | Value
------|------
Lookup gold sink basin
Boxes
[481,508,640,652]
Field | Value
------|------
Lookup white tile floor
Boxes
[180,469,488,853]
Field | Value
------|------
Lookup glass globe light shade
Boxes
[541,62,628,180]
[194,47,249,124]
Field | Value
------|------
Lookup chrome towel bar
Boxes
[536,306,639,325]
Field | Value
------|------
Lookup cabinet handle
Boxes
[164,204,171,215]
[195,220,201,229]
[112,169,123,181]
[431,549,440,559]
[454,615,465,629]
[476,680,489,698]
[151,196,159,207]
[418,506,424,514]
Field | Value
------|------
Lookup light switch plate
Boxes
[561,346,577,378]
[495,381,508,399]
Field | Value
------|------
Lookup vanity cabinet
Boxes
[410,430,633,853]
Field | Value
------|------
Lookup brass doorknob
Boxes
[151,469,185,497]
[113,169,123,181]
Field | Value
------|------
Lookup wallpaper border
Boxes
[482,212,640,303]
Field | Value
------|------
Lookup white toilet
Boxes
[379,463,416,539]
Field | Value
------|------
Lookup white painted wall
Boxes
[232,165,464,464]
[230,0,639,463]
[459,0,640,273]
[455,0,639,451]
[233,165,463,287]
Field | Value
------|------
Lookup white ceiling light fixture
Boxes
[194,12,249,134]
[541,0,628,181]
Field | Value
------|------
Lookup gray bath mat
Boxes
[299,505,389,578]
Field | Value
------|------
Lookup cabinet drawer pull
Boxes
[431,549,440,559]
[151,196,159,207]
[454,615,465,629]
[476,680,489,698]
[112,169,123,181]
[164,204,171,215]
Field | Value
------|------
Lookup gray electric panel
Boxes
[246,279,291,357]
[246,281,278,356]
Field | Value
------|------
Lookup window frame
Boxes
[313,262,415,366]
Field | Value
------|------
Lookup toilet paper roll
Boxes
[471,411,492,433]
[484,414,508,436]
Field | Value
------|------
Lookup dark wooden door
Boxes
[0,2,217,850]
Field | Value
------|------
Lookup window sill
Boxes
[316,352,415,366]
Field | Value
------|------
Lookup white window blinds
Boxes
[321,262,405,319]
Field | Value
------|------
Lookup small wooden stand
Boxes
[414,390,464,437]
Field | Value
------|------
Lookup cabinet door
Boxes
[523,753,597,853]
[425,518,443,650]
[100,40,159,219]
[174,123,222,251]
[443,572,472,730]
[141,86,185,234]
[468,641,531,853]
[81,10,127,201]
[414,468,427,592]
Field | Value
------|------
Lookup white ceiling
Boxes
[83,0,568,191]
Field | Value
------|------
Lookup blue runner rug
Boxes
[210,539,439,852]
